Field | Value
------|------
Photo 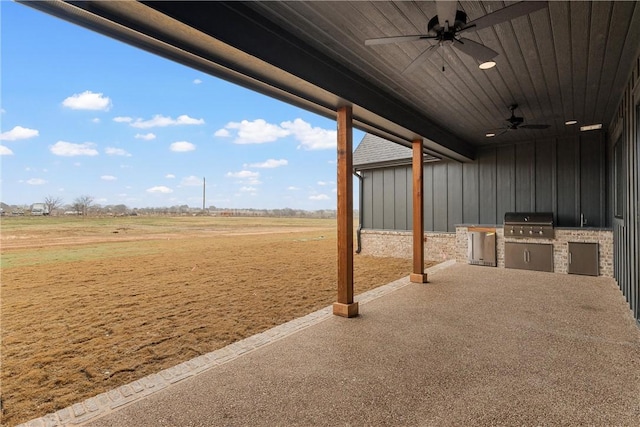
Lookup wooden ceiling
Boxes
[21,1,640,160]
[245,1,640,146]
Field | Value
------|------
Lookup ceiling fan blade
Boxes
[403,45,439,74]
[460,1,548,34]
[453,38,498,62]
[520,124,550,130]
[365,35,433,46]
[436,1,458,30]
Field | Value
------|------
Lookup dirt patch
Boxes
[1,217,435,426]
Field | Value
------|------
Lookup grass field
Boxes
[1,216,429,426]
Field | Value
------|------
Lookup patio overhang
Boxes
[20,0,474,162]
[19,1,640,159]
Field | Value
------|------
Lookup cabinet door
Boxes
[568,242,599,276]
[505,242,553,272]
[527,244,554,272]
[505,242,528,270]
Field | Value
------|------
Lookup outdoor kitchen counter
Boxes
[455,225,614,277]
[555,227,612,231]
[456,224,612,231]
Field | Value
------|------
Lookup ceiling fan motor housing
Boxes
[428,10,468,35]
[509,115,524,125]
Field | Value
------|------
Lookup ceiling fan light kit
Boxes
[479,60,496,70]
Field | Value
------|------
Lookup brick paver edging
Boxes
[17,260,456,427]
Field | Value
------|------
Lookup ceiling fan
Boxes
[365,1,548,74]
[486,104,550,137]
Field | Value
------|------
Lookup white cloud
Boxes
[27,178,47,185]
[214,128,230,138]
[245,158,288,169]
[92,118,101,124]
[101,175,117,181]
[287,186,299,191]
[317,181,328,186]
[281,118,336,150]
[113,116,133,123]
[181,175,202,186]
[239,186,257,192]
[135,133,156,140]
[0,108,5,114]
[165,174,176,179]
[0,145,13,155]
[0,125,39,141]
[147,186,173,194]
[309,194,330,201]
[50,141,99,157]
[62,90,112,111]
[170,141,196,152]
[226,170,260,179]
[130,114,204,129]
[215,118,335,150]
[220,119,289,144]
[105,147,131,157]
[193,79,202,84]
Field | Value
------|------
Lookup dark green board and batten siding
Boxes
[359,132,606,233]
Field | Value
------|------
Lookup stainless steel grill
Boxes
[504,212,554,239]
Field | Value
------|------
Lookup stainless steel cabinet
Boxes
[505,242,554,272]
[568,242,599,276]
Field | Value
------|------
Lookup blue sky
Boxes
[0,1,364,210]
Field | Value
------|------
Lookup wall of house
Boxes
[608,55,640,324]
[360,132,607,232]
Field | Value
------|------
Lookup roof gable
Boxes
[354,134,418,169]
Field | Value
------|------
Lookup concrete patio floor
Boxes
[23,262,640,426]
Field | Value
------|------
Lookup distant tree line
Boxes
[2,195,347,219]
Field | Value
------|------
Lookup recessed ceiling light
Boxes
[485,132,496,137]
[565,120,578,125]
[580,123,602,131]
[479,61,496,70]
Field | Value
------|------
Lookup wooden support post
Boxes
[333,105,358,317]
[410,138,428,283]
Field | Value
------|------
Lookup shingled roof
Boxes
[353,134,412,170]
[353,134,443,170]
